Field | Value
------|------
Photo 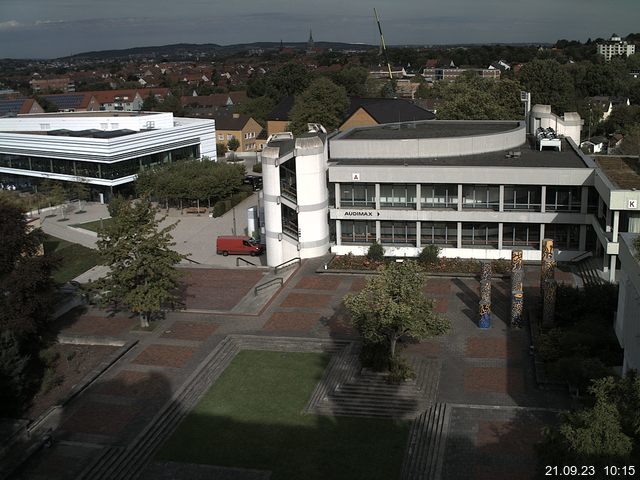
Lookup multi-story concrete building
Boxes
[261,106,640,282]
[597,34,636,61]
[0,111,216,198]
[615,233,640,374]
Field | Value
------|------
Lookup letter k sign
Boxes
[629,199,638,209]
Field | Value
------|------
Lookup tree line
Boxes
[135,159,245,209]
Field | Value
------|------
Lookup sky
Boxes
[0,0,638,59]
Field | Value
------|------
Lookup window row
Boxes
[337,183,589,212]
[0,145,199,180]
[340,221,580,250]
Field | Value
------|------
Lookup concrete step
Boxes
[401,403,451,480]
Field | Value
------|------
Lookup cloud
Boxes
[0,20,22,30]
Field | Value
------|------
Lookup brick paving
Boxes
[263,311,321,331]
[160,320,219,341]
[132,345,197,369]
[464,367,525,394]
[55,313,137,337]
[90,370,170,398]
[61,400,142,437]
[294,275,342,290]
[279,292,333,308]
[18,259,573,480]
[181,268,264,310]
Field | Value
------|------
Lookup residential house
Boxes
[588,96,631,122]
[339,97,435,131]
[40,92,100,112]
[214,113,263,152]
[30,77,75,93]
[265,96,436,136]
[181,92,248,117]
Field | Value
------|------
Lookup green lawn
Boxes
[71,217,113,233]
[43,235,101,284]
[157,350,410,480]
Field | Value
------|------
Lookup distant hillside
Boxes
[62,41,376,60]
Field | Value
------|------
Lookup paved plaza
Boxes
[8,254,576,480]
[7,204,576,480]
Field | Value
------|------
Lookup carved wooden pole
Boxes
[540,239,556,325]
[510,249,524,328]
[479,261,492,328]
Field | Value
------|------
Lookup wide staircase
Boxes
[305,347,441,419]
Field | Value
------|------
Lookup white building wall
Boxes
[616,234,640,374]
[294,136,329,259]
[0,111,174,131]
[261,144,285,267]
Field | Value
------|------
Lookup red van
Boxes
[216,236,264,256]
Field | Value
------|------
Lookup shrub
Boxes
[252,162,262,173]
[212,200,229,218]
[367,241,384,261]
[418,245,440,265]
[107,194,126,218]
[387,357,416,384]
[212,191,252,218]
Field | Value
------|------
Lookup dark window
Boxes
[462,185,500,211]
[421,184,457,209]
[504,186,541,211]
[341,221,376,244]
[502,223,540,248]
[421,222,457,247]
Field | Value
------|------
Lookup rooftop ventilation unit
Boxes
[536,127,562,151]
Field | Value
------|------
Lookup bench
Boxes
[185,207,207,214]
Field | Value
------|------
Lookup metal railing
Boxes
[254,277,283,295]
[568,251,593,264]
[274,257,300,275]
[236,257,256,267]
[183,256,202,265]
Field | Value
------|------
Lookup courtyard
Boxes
[7,255,575,480]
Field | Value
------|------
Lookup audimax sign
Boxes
[343,211,381,217]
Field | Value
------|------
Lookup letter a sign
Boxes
[352,173,360,181]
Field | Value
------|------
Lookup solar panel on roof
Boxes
[43,94,84,109]
[0,99,26,116]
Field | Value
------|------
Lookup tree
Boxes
[267,62,312,101]
[344,261,450,371]
[518,59,576,112]
[331,66,369,97]
[288,77,349,134]
[237,96,275,126]
[0,199,57,340]
[437,76,524,120]
[227,137,240,152]
[93,199,186,327]
[616,125,640,156]
[0,330,31,416]
[142,91,159,111]
[216,142,228,158]
[538,374,640,469]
